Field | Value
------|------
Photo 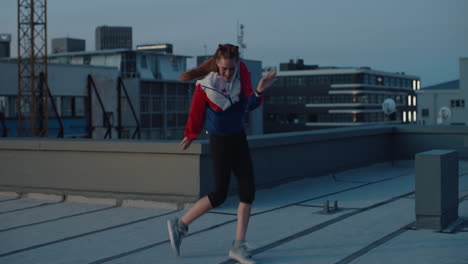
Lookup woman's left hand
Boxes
[256,70,277,94]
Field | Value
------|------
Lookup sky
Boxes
[1,0,467,86]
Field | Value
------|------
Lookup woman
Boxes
[167,44,276,264]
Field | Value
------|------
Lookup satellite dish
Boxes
[437,106,452,125]
[382,98,396,115]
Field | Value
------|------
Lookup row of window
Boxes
[451,99,465,108]
[140,128,185,140]
[408,95,417,106]
[0,96,86,118]
[140,82,191,96]
[266,112,399,124]
[140,113,188,129]
[273,74,418,89]
[402,111,417,123]
[140,95,190,113]
[265,94,410,105]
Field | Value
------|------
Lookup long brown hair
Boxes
[180,44,240,81]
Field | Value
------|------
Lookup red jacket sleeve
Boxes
[239,61,254,99]
[184,83,207,141]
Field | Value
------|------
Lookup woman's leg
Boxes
[231,132,256,241]
[235,202,252,241]
[180,196,212,225]
[181,133,232,225]
[168,133,232,256]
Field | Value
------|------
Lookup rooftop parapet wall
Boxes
[0,125,467,203]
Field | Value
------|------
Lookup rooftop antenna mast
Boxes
[237,21,246,58]
[17,0,49,137]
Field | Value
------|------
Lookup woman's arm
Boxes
[182,84,207,149]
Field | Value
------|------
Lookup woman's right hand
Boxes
[180,137,193,150]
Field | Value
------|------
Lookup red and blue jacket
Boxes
[184,61,262,140]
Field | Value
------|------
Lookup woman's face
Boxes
[216,58,237,82]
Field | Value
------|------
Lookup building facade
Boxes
[417,58,468,126]
[264,60,420,134]
[49,49,192,140]
[95,26,132,50]
[52,37,86,54]
[0,33,11,58]
[0,61,119,138]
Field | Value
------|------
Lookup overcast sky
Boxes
[1,0,467,86]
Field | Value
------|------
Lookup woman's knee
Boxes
[208,192,228,208]
[239,189,255,204]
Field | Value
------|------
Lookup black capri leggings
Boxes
[208,131,255,208]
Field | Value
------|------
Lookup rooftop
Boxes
[1,160,467,264]
[47,48,192,58]
[422,80,460,90]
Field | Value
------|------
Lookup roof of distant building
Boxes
[276,59,419,79]
[422,80,459,90]
[276,67,419,80]
[48,49,192,58]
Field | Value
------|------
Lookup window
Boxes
[141,114,150,128]
[0,96,6,117]
[167,114,176,126]
[376,76,384,85]
[152,114,163,127]
[61,97,73,117]
[413,111,417,122]
[75,97,85,117]
[408,95,412,106]
[166,96,177,112]
[403,111,407,123]
[83,55,91,65]
[363,74,369,84]
[151,97,162,112]
[141,96,150,112]
[141,55,148,69]
[170,57,179,71]
[413,96,416,106]
[422,109,429,117]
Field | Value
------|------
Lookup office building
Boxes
[0,33,11,58]
[52,37,86,54]
[264,59,420,134]
[49,48,191,140]
[417,58,468,126]
[95,26,132,50]
[0,61,120,138]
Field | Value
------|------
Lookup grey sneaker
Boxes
[229,240,256,264]
[167,217,187,256]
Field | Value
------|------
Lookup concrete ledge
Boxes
[24,192,65,202]
[66,195,117,206]
[0,138,204,154]
[2,125,468,203]
[0,191,19,198]
[247,125,394,149]
[121,199,179,210]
